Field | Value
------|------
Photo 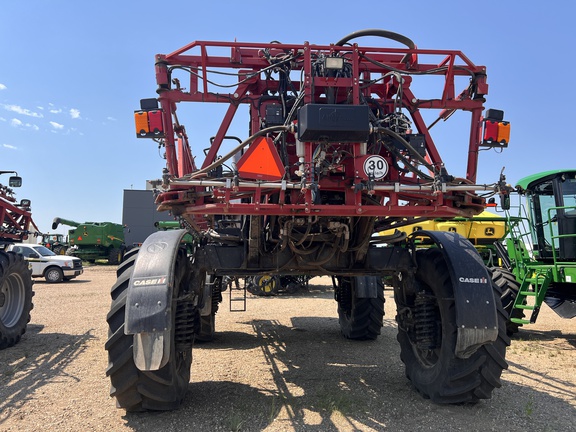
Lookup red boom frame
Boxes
[0,189,33,242]
[137,36,502,227]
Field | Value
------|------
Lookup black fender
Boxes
[354,275,380,298]
[410,230,498,358]
[125,229,188,370]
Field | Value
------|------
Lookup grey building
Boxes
[122,184,174,246]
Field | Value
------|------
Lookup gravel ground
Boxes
[1,265,575,432]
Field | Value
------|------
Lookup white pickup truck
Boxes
[6,243,83,283]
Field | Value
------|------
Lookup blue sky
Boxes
[1,1,575,235]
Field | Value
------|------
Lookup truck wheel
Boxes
[0,251,34,349]
[336,276,384,340]
[106,247,193,411]
[491,267,524,336]
[45,267,64,283]
[395,248,509,403]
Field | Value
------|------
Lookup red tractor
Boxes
[106,30,511,410]
[0,171,35,349]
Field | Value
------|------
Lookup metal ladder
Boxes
[226,276,247,312]
[510,267,552,325]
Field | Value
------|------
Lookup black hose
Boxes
[190,125,290,179]
[335,29,416,49]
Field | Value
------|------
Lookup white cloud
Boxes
[3,143,17,150]
[49,121,64,130]
[70,108,81,119]
[50,108,62,114]
[0,83,6,90]
[10,118,39,130]
[2,104,43,118]
[107,116,117,121]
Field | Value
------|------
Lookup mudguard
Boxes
[411,231,498,358]
[125,229,188,370]
[354,275,380,298]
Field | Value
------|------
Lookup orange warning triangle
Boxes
[236,136,286,180]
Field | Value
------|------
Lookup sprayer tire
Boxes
[491,267,524,336]
[105,247,193,411]
[0,251,34,349]
[395,249,509,403]
[337,276,384,340]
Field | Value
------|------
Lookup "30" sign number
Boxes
[362,155,388,180]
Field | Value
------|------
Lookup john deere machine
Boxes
[39,233,68,255]
[379,210,507,267]
[52,218,125,264]
[106,29,512,411]
[381,170,576,336]
[492,170,576,334]
[0,171,35,349]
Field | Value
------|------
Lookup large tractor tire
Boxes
[52,245,66,255]
[105,247,194,411]
[491,267,524,336]
[0,251,34,349]
[395,248,509,403]
[108,247,124,265]
[336,276,384,340]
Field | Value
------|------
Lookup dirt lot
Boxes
[1,266,575,432]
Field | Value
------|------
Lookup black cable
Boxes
[335,29,416,49]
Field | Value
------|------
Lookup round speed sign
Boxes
[362,155,389,180]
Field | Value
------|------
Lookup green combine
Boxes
[52,217,125,264]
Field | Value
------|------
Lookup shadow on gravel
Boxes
[196,330,261,351]
[512,328,576,348]
[0,330,95,426]
[33,279,92,285]
[505,360,576,401]
[119,316,576,431]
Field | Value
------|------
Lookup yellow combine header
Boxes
[380,210,507,245]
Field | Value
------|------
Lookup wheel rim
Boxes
[47,269,60,282]
[256,275,277,295]
[0,270,25,328]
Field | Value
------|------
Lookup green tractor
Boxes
[493,169,576,335]
[52,217,126,264]
[39,233,68,255]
